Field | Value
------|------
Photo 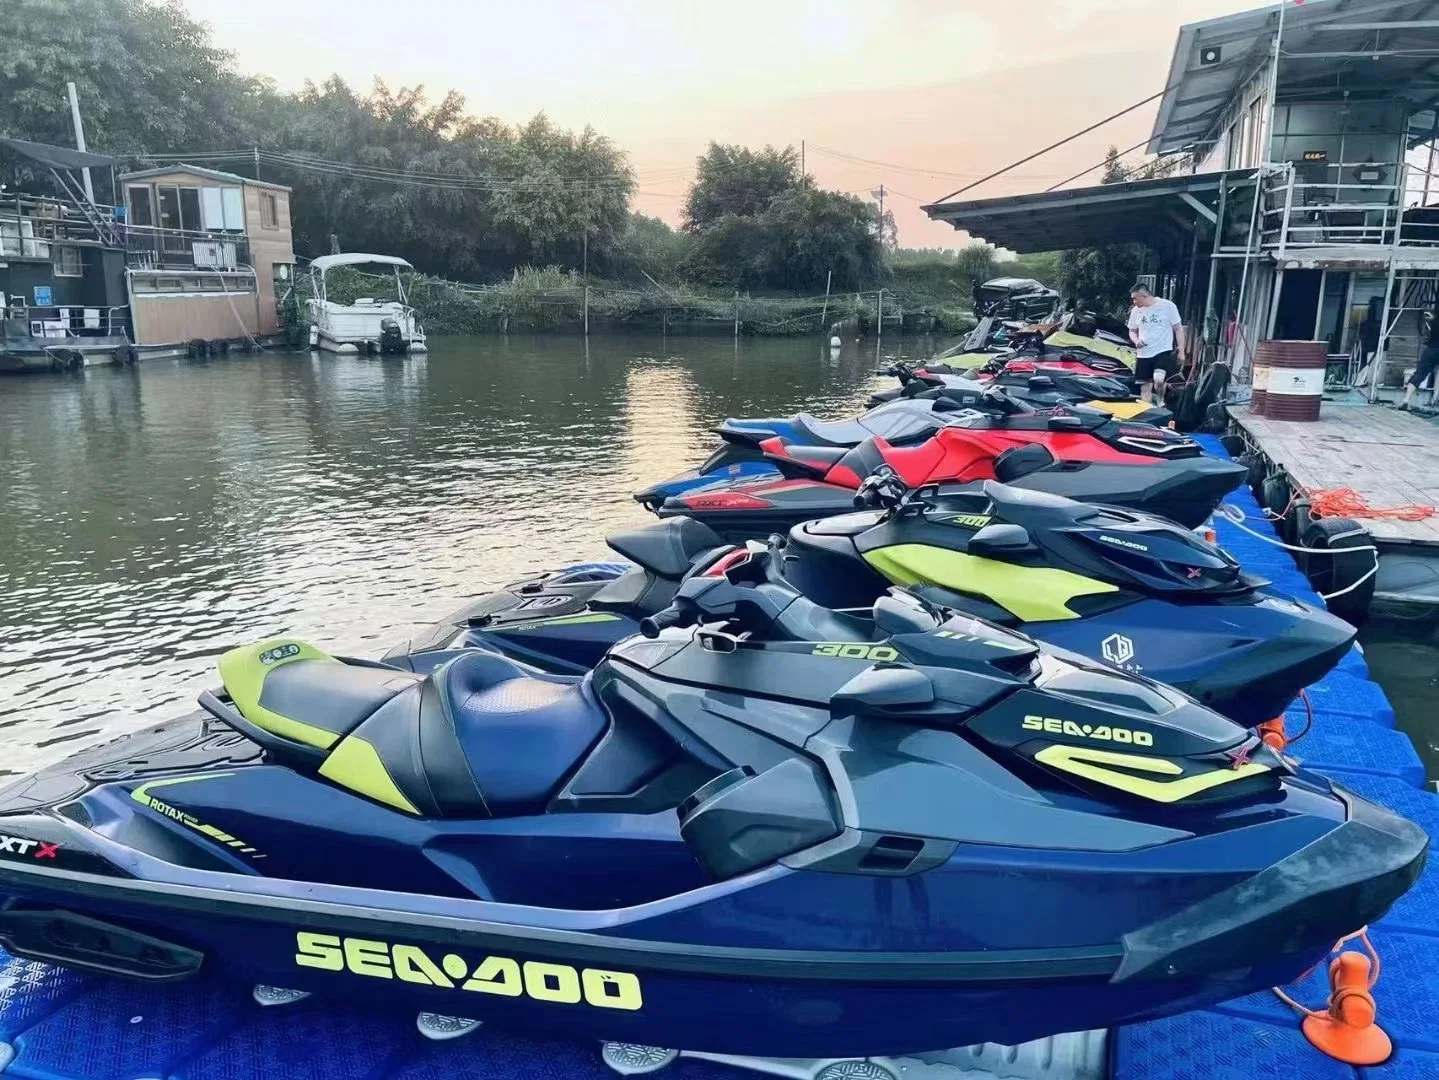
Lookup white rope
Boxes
[1215,503,1379,601]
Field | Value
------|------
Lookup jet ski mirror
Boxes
[1046,413,1087,431]
[968,523,1037,559]
[1027,375,1056,390]
[831,664,935,717]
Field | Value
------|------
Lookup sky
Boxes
[180,0,1253,249]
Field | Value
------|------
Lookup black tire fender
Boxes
[1300,516,1374,623]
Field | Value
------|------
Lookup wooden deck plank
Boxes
[1232,405,1439,547]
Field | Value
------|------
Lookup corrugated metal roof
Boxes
[922,171,1229,254]
[1151,0,1439,155]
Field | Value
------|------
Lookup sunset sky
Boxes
[182,0,1252,248]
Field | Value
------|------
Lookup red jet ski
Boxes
[653,407,1245,540]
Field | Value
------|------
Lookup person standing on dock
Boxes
[1126,283,1185,407]
[1398,300,1439,411]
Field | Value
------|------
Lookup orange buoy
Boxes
[1299,952,1393,1066]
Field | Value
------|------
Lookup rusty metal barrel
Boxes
[1260,340,1327,421]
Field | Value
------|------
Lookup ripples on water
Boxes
[0,333,921,774]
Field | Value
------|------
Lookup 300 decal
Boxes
[811,643,898,661]
[295,933,643,1010]
[1022,715,1155,746]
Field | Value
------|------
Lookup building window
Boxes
[127,185,155,228]
[53,245,83,277]
[260,192,278,229]
[179,187,202,232]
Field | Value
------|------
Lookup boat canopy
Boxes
[310,253,414,274]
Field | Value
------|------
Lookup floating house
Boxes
[0,139,294,370]
[118,164,294,348]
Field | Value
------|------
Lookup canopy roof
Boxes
[923,172,1229,254]
[0,137,116,171]
[1151,0,1439,156]
[310,253,414,274]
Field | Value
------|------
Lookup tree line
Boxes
[1,0,1063,302]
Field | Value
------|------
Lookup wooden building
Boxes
[118,165,295,346]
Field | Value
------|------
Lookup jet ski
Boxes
[0,573,1424,1058]
[637,396,971,504]
[894,313,1137,385]
[648,403,1244,538]
[875,359,1169,426]
[396,482,1354,729]
[637,388,1186,509]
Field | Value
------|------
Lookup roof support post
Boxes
[1202,175,1230,360]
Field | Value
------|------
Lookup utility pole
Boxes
[253,147,262,182]
[65,82,95,202]
[872,185,886,244]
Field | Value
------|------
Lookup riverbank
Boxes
[301,265,974,337]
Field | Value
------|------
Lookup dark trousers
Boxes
[1411,344,1439,389]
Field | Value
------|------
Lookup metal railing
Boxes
[2,302,131,342]
[0,193,124,256]
[0,193,253,271]
[1259,161,1439,250]
[123,226,250,271]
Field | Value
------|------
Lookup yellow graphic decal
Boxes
[1034,745,1271,803]
[502,612,623,633]
[1022,715,1154,747]
[938,513,993,529]
[318,735,420,815]
[130,775,263,857]
[294,933,643,1011]
[863,545,1117,622]
[811,643,899,661]
[933,629,1031,651]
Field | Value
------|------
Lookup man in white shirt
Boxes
[1126,283,1185,406]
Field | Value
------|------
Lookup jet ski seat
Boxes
[327,651,605,818]
[790,413,873,447]
[218,641,607,819]
[605,517,726,580]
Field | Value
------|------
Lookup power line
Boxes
[927,79,1184,206]
[809,144,1072,182]
[1044,135,1158,192]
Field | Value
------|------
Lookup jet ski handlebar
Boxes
[640,571,792,640]
[639,596,700,637]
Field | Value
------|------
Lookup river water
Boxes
[1,333,1434,781]
[0,333,915,776]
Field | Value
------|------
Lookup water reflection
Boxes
[0,332,925,774]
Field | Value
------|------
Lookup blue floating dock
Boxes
[0,433,1434,1080]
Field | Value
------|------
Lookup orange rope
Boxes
[1305,487,1435,523]
[1263,484,1434,523]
